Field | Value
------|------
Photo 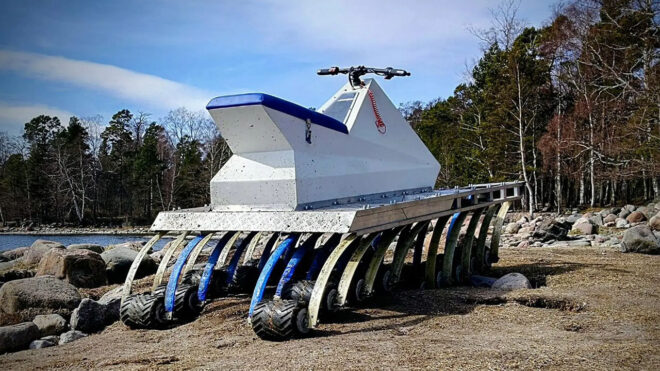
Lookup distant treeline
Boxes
[0,108,230,226]
[0,0,658,226]
[401,0,659,214]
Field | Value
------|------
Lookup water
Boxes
[0,234,172,251]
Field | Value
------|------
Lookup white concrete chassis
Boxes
[208,79,440,211]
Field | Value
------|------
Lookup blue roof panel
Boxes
[206,93,348,134]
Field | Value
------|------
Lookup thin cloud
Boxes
[0,101,74,135]
[0,50,214,110]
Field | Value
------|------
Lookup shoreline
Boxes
[0,227,154,236]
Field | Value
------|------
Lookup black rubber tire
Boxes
[375,265,393,293]
[182,269,203,286]
[353,278,367,302]
[229,264,260,293]
[251,299,304,341]
[173,284,203,320]
[288,280,315,304]
[121,293,167,329]
[120,294,139,328]
[152,284,167,297]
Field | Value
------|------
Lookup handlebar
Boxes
[317,66,410,86]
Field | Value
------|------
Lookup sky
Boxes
[0,0,559,136]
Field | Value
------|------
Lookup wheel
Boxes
[251,299,307,341]
[120,293,167,329]
[287,280,315,304]
[353,278,367,302]
[375,267,393,293]
[182,269,203,286]
[228,261,260,293]
[174,284,203,320]
[324,283,339,313]
[152,284,167,297]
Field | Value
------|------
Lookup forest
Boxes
[0,0,658,226]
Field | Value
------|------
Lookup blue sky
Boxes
[0,1,558,135]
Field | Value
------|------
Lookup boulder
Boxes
[58,330,87,345]
[105,241,145,252]
[1,246,29,261]
[70,298,107,333]
[566,214,581,224]
[29,339,56,349]
[636,206,650,218]
[36,248,107,288]
[532,220,571,242]
[624,204,636,212]
[0,276,81,318]
[616,218,628,228]
[621,225,660,254]
[589,214,603,226]
[32,314,67,337]
[505,223,521,234]
[517,216,529,224]
[626,211,647,224]
[98,286,123,323]
[516,241,530,249]
[101,246,157,284]
[67,244,104,254]
[572,218,596,235]
[649,215,660,231]
[618,209,631,219]
[492,273,532,290]
[23,240,65,265]
[603,214,617,224]
[0,267,34,283]
[0,322,40,353]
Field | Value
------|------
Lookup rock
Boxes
[516,241,529,249]
[624,204,636,212]
[0,267,34,283]
[505,222,521,234]
[649,215,660,231]
[36,248,107,288]
[58,330,87,345]
[492,273,532,290]
[67,244,104,254]
[565,239,591,247]
[70,298,107,333]
[517,216,529,224]
[636,206,650,218]
[101,247,157,284]
[616,218,628,228]
[29,339,56,349]
[98,286,122,323]
[105,241,145,252]
[32,314,67,337]
[23,240,66,265]
[603,214,617,223]
[0,276,81,318]
[572,218,596,235]
[626,211,647,224]
[0,322,40,353]
[533,220,571,242]
[1,246,29,261]
[590,214,603,226]
[566,214,581,224]
[519,226,535,235]
[621,225,660,254]
[618,209,631,219]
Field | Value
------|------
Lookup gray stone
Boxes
[101,246,157,284]
[565,239,591,247]
[621,225,660,254]
[648,215,660,231]
[106,241,145,252]
[40,335,59,343]
[0,276,81,318]
[505,222,520,234]
[29,339,56,349]
[626,211,647,224]
[516,241,529,249]
[603,214,617,223]
[67,244,104,254]
[492,273,532,290]
[98,286,122,323]
[532,219,571,242]
[566,214,580,224]
[0,322,40,353]
[23,240,66,265]
[616,218,628,228]
[624,204,636,212]
[1,246,29,261]
[590,214,603,226]
[58,330,87,345]
[70,298,107,333]
[32,314,67,337]
[636,206,650,218]
[36,248,107,288]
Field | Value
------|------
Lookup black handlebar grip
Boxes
[317,67,340,75]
